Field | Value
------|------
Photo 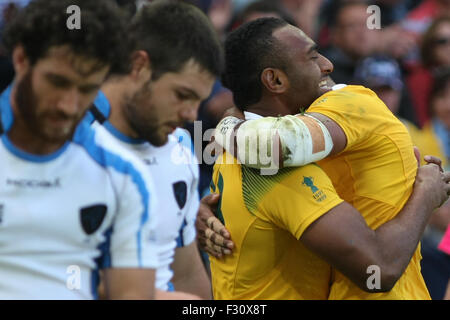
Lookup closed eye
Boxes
[45,74,71,88]
[176,91,190,100]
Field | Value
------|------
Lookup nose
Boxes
[319,54,334,76]
[179,102,199,123]
[56,87,81,116]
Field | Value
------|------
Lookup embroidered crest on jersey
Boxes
[302,176,327,202]
[80,204,107,235]
[172,181,187,210]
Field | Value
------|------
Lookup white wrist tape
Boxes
[214,115,243,150]
[214,114,333,168]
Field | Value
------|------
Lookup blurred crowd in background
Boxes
[0,0,449,299]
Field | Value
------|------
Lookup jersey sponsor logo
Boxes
[302,176,327,202]
[6,178,61,188]
[80,204,107,235]
[173,181,187,210]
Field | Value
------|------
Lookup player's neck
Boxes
[245,96,292,118]
[102,82,139,140]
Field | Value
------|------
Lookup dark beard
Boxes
[123,82,168,147]
[15,70,78,144]
[126,102,167,147]
[15,70,41,136]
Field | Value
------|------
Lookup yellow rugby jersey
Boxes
[308,85,430,300]
[209,154,343,300]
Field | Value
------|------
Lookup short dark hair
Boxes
[3,0,128,74]
[128,0,223,80]
[223,17,288,110]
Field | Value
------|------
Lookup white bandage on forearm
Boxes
[274,114,333,166]
[214,114,333,168]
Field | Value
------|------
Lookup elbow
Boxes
[379,269,401,292]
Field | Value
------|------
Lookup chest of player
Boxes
[152,171,193,239]
[0,145,118,250]
[142,153,194,237]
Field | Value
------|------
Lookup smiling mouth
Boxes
[319,79,328,88]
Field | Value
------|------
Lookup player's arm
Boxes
[169,169,212,299]
[102,268,155,299]
[170,241,212,299]
[102,157,160,299]
[301,163,450,292]
[213,112,345,168]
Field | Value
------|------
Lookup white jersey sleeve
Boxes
[79,123,159,269]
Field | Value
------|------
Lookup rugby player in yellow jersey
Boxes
[204,18,450,300]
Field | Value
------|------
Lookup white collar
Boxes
[243,111,264,120]
[332,84,347,91]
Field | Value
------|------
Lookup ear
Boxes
[12,45,30,76]
[129,50,152,83]
[261,68,289,94]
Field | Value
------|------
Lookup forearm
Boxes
[214,115,333,168]
[171,243,212,299]
[172,271,212,300]
[103,268,155,300]
[171,254,212,299]
[373,185,435,285]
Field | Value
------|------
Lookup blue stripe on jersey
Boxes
[82,90,111,125]
[90,270,100,300]
[175,218,188,248]
[167,282,175,292]
[1,134,71,162]
[97,226,114,268]
[74,122,151,267]
[173,128,194,155]
[94,90,112,119]
[91,226,114,299]
[0,85,15,131]
[82,110,95,125]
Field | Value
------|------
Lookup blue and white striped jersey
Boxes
[0,86,159,299]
